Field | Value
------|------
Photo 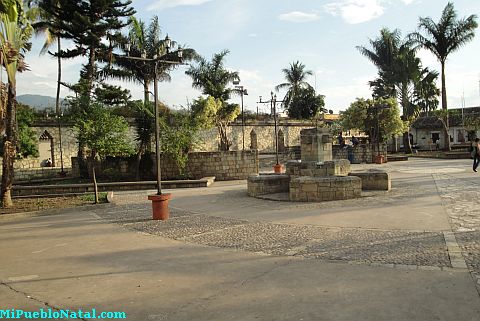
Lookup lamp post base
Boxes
[148,193,172,220]
[273,164,283,173]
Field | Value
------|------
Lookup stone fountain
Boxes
[247,127,390,202]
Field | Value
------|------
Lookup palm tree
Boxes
[409,2,478,149]
[358,28,440,153]
[275,61,313,109]
[185,49,239,101]
[185,50,240,150]
[30,0,63,115]
[0,3,33,207]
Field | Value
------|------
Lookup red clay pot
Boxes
[148,193,172,220]
[374,155,385,164]
[273,164,283,173]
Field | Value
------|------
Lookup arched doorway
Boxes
[39,130,55,167]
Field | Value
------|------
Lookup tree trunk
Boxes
[1,83,16,208]
[403,132,412,154]
[78,144,89,178]
[143,80,150,106]
[86,45,96,96]
[55,37,62,115]
[91,153,99,204]
[441,61,451,151]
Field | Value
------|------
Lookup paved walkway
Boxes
[1,158,480,320]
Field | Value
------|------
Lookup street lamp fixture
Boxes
[123,35,184,220]
[257,92,284,173]
[233,80,248,151]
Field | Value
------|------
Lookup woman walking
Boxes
[473,138,480,172]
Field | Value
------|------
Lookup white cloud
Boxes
[324,0,384,24]
[147,0,214,11]
[401,0,415,4]
[278,11,320,23]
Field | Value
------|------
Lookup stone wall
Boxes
[333,144,387,164]
[289,176,362,202]
[194,121,315,153]
[72,151,259,181]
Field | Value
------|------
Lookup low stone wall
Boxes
[349,171,391,191]
[14,166,66,181]
[12,178,215,197]
[286,160,350,177]
[72,151,259,181]
[333,144,387,164]
[247,174,290,197]
[290,176,362,202]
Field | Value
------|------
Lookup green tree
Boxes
[191,96,239,151]
[286,86,325,120]
[29,0,63,115]
[74,103,133,203]
[186,50,239,102]
[0,1,33,207]
[104,16,195,107]
[341,98,403,144]
[16,103,39,158]
[357,28,439,153]
[275,61,313,111]
[408,2,478,150]
[38,0,134,177]
[186,51,240,150]
[159,111,198,178]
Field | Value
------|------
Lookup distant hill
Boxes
[17,94,64,110]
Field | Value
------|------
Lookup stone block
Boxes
[349,171,391,191]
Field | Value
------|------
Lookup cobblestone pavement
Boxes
[94,203,451,269]
[433,173,480,287]
[95,159,480,294]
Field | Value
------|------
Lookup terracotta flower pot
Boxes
[273,164,283,173]
[148,193,172,220]
[374,155,384,164]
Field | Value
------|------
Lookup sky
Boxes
[16,0,480,114]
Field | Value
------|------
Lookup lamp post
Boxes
[233,80,248,150]
[258,93,284,173]
[124,35,184,220]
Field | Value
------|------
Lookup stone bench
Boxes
[289,176,361,202]
[349,171,391,191]
[247,174,290,197]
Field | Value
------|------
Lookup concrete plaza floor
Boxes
[1,157,480,320]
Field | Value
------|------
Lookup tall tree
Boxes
[186,50,239,101]
[358,28,439,153]
[0,0,33,207]
[286,86,325,120]
[275,61,313,110]
[408,2,478,150]
[38,0,134,177]
[185,50,240,150]
[37,0,135,95]
[29,0,63,115]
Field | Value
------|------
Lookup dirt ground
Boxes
[0,196,98,215]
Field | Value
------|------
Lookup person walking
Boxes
[472,138,480,172]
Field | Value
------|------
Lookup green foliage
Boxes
[358,28,440,119]
[185,50,239,101]
[341,98,403,143]
[93,83,131,107]
[159,111,198,176]
[286,86,325,119]
[275,61,314,111]
[79,192,107,203]
[74,102,133,159]
[190,96,240,150]
[16,103,38,158]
